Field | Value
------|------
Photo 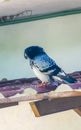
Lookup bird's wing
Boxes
[32,54,61,75]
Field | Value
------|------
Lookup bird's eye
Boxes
[24,53,28,59]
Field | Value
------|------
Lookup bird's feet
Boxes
[38,82,48,88]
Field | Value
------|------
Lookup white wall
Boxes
[0,14,81,130]
[0,101,81,130]
[0,13,81,80]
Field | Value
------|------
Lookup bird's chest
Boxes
[32,66,50,83]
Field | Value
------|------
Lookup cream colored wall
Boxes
[0,14,81,130]
[0,13,81,80]
[0,104,80,130]
[0,102,80,130]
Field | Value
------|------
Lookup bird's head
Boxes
[24,46,45,59]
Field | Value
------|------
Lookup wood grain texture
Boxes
[74,107,81,116]
[0,102,18,108]
[30,95,81,117]
[68,71,81,116]
[0,91,81,103]
[30,102,40,117]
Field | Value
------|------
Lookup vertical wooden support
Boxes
[74,107,81,116]
[30,102,40,117]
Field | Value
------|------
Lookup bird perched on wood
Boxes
[24,46,77,87]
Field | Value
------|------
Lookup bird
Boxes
[24,46,77,87]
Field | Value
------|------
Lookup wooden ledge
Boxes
[29,91,81,117]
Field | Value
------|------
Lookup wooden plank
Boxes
[30,102,40,117]
[0,102,18,108]
[0,91,80,114]
[68,71,81,116]
[0,91,81,103]
[74,107,81,116]
[30,95,81,117]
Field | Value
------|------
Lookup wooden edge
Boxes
[0,102,18,108]
[30,102,40,117]
[74,107,81,116]
[29,95,81,117]
[0,90,80,112]
[0,91,81,104]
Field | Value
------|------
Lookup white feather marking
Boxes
[53,76,63,82]
[32,66,50,83]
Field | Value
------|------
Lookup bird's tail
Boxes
[58,75,77,83]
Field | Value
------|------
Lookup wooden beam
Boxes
[0,91,81,104]
[68,71,81,116]
[30,94,81,117]
[74,107,81,116]
[30,102,40,117]
[0,102,18,108]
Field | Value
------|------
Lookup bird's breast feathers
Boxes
[32,66,51,82]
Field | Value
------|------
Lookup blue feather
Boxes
[32,54,61,74]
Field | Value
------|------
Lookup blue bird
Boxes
[24,46,77,87]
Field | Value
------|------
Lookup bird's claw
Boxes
[38,82,48,88]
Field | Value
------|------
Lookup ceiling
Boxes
[0,0,81,17]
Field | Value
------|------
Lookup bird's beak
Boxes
[24,53,28,59]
